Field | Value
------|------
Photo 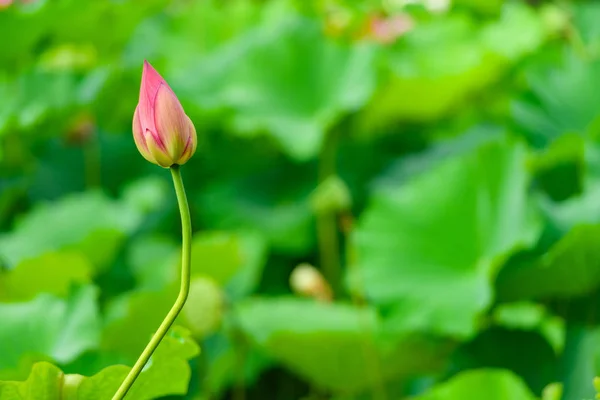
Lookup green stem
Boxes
[112,164,192,400]
[317,129,341,296]
[83,135,101,189]
[343,216,388,400]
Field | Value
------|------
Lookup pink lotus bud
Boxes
[133,60,197,168]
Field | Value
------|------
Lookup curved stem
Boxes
[112,164,192,400]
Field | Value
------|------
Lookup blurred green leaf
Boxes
[0,191,142,269]
[363,3,547,129]
[497,224,600,301]
[177,15,377,160]
[188,231,268,299]
[480,2,546,61]
[513,52,600,146]
[128,235,178,291]
[572,2,600,57]
[413,369,536,400]
[352,138,541,337]
[0,285,100,373]
[121,175,170,214]
[201,332,272,396]
[236,297,448,393]
[493,302,565,353]
[198,177,314,255]
[528,133,584,201]
[101,287,176,362]
[0,251,93,301]
[560,325,598,400]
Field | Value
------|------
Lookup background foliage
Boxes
[2,0,600,399]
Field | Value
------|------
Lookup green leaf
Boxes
[178,15,377,160]
[513,52,600,145]
[0,362,63,400]
[497,224,600,301]
[572,2,600,57]
[0,286,101,373]
[236,297,448,394]
[80,326,199,399]
[413,369,536,400]
[197,177,314,255]
[0,191,143,269]
[479,3,546,61]
[493,302,565,353]
[527,133,585,201]
[127,235,179,291]
[121,175,170,215]
[0,251,93,301]
[189,231,268,300]
[560,325,599,400]
[352,138,541,337]
[362,4,547,128]
[200,332,271,396]
[101,288,177,362]
[0,326,199,400]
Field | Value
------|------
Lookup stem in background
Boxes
[342,215,388,400]
[232,330,247,400]
[112,164,192,400]
[317,129,341,296]
[84,135,101,189]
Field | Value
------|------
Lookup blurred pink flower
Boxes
[368,14,415,44]
[133,60,197,168]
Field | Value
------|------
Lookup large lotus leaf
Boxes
[352,138,541,337]
[235,297,449,394]
[101,287,177,362]
[124,0,263,69]
[0,191,143,269]
[0,326,199,400]
[197,175,314,255]
[175,15,377,160]
[0,286,101,373]
[559,325,599,400]
[189,231,268,300]
[572,2,600,57]
[0,0,167,70]
[493,302,564,354]
[0,67,110,138]
[127,235,179,291]
[362,3,547,128]
[200,332,271,396]
[414,369,536,400]
[0,251,93,301]
[512,51,600,146]
[129,230,267,299]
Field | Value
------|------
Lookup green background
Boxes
[1,0,600,399]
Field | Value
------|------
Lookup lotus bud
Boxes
[290,263,333,302]
[133,60,197,168]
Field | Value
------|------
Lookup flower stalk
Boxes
[112,164,192,400]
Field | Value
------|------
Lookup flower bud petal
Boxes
[133,105,155,164]
[144,130,173,168]
[175,115,197,165]
[154,84,192,163]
